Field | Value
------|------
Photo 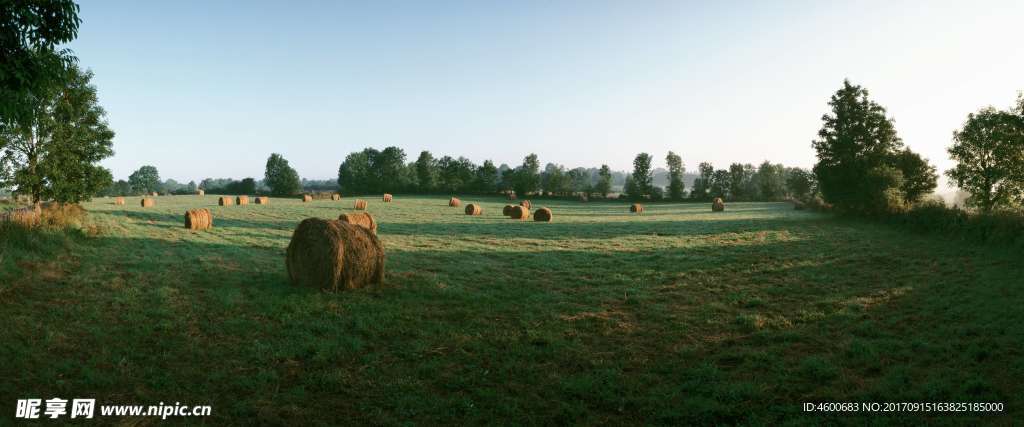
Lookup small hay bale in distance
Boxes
[197,189,205,196]
[114,197,125,205]
[502,204,514,216]
[255,196,269,205]
[630,203,644,214]
[237,195,249,205]
[519,200,532,210]
[141,198,155,208]
[218,196,234,206]
[302,194,313,202]
[449,197,461,207]
[338,212,378,234]
[464,203,482,215]
[184,208,213,230]
[382,193,393,202]
[712,197,725,212]
[151,191,159,197]
[331,194,341,201]
[533,207,552,222]
[354,199,368,210]
[1,207,41,228]
[285,218,385,291]
[510,205,529,220]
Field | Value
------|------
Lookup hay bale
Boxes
[151,191,159,197]
[114,197,125,205]
[197,189,205,196]
[236,195,249,205]
[141,198,155,208]
[712,197,725,212]
[533,207,552,222]
[255,196,269,205]
[331,194,341,201]
[302,194,313,202]
[464,203,482,215]
[354,199,368,210]
[338,212,378,234]
[382,193,393,203]
[510,205,529,220]
[449,197,461,207]
[630,203,644,214]
[519,200,531,210]
[184,208,213,230]
[1,207,41,228]
[219,196,234,206]
[502,204,514,216]
[285,218,385,291]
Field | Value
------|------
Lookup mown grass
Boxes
[1,195,1021,425]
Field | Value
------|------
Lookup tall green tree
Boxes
[946,104,1024,212]
[1,1,81,124]
[337,150,373,194]
[756,161,787,201]
[690,162,714,200]
[709,169,731,199]
[785,167,817,201]
[415,150,437,192]
[374,146,408,192]
[666,151,685,200]
[128,165,160,194]
[728,163,755,200]
[512,153,540,196]
[0,65,114,204]
[812,80,907,213]
[264,153,301,196]
[474,159,499,193]
[894,148,937,204]
[595,164,612,197]
[630,153,653,198]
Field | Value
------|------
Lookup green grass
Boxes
[1,195,1021,425]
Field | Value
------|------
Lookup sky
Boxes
[71,0,1024,190]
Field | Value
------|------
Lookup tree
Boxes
[666,151,685,200]
[374,146,408,192]
[690,162,714,200]
[239,178,257,195]
[756,161,787,201]
[415,150,437,192]
[1,1,81,124]
[812,80,906,214]
[631,153,654,198]
[337,150,373,194]
[728,163,755,200]
[474,160,499,193]
[542,163,568,196]
[894,148,937,204]
[128,166,160,194]
[709,169,731,199]
[264,153,301,196]
[512,153,540,196]
[946,105,1024,212]
[595,164,612,197]
[567,167,590,195]
[0,65,114,204]
[785,167,817,201]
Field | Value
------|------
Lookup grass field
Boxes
[2,195,1021,425]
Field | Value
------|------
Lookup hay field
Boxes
[1,195,1021,424]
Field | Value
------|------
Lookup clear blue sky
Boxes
[71,1,1023,189]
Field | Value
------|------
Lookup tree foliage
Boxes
[595,164,612,197]
[128,165,160,194]
[629,153,653,199]
[264,153,301,196]
[0,65,114,203]
[946,105,1024,212]
[665,151,685,200]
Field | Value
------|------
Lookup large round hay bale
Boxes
[533,207,552,222]
[464,203,482,215]
[630,203,644,214]
[184,208,213,230]
[255,196,269,205]
[502,204,515,216]
[197,189,205,196]
[1,207,41,228]
[331,194,341,201]
[338,212,378,234]
[236,195,249,205]
[302,194,313,202]
[712,197,725,212]
[354,199,368,210]
[114,197,125,205]
[449,197,461,207]
[141,198,155,207]
[382,193,393,202]
[510,205,529,220]
[218,196,234,206]
[285,218,384,291]
[519,200,532,210]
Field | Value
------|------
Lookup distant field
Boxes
[2,195,1021,424]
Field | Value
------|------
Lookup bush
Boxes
[887,200,1024,247]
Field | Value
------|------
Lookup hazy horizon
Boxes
[71,1,1023,189]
